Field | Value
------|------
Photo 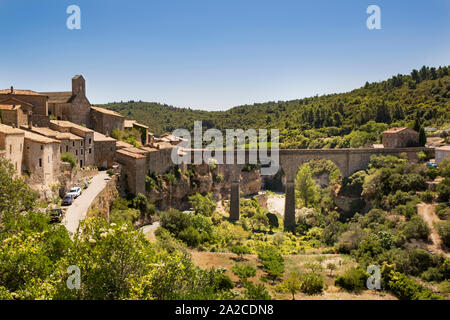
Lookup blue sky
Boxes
[0,0,449,110]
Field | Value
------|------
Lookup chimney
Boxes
[28,111,32,129]
[10,86,13,94]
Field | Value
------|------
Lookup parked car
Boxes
[62,195,74,206]
[426,161,438,167]
[49,208,64,223]
[67,187,82,198]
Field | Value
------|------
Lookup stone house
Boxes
[0,124,25,175]
[116,148,147,195]
[0,87,48,126]
[49,120,94,167]
[382,127,419,148]
[22,126,84,167]
[91,106,124,136]
[41,75,92,127]
[124,120,149,145]
[436,145,450,165]
[93,132,116,169]
[0,97,33,128]
[22,131,60,186]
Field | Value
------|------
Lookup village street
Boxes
[62,171,110,233]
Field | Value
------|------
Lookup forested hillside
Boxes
[100,65,450,148]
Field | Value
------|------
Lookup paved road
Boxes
[140,221,160,241]
[62,171,110,233]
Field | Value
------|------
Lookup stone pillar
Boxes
[284,178,296,231]
[228,164,243,221]
[230,180,240,221]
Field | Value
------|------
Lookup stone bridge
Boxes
[184,147,432,231]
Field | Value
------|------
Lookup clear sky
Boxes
[0,0,449,110]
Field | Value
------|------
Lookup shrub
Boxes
[178,226,201,247]
[435,203,450,219]
[421,267,443,282]
[230,245,250,260]
[106,168,114,176]
[300,273,324,295]
[439,280,450,294]
[436,220,450,247]
[257,247,285,282]
[232,264,256,283]
[189,193,216,217]
[420,190,435,203]
[212,273,234,291]
[384,270,444,300]
[61,153,76,168]
[436,178,450,202]
[335,268,368,292]
[243,282,271,300]
[159,209,191,235]
[404,215,430,241]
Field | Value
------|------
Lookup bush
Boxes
[435,203,450,219]
[436,220,450,247]
[243,282,271,300]
[212,272,234,291]
[106,168,114,176]
[61,153,76,168]
[436,178,450,202]
[335,268,368,292]
[420,190,435,203]
[384,270,444,300]
[439,280,450,294]
[189,193,217,217]
[232,264,256,283]
[257,247,285,282]
[230,245,250,260]
[159,209,191,235]
[421,267,443,282]
[300,273,324,295]
[178,226,201,247]
[404,215,430,241]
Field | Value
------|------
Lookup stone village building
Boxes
[382,127,420,148]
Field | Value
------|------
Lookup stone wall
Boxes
[58,163,98,196]
[94,139,116,169]
[0,131,24,175]
[87,175,119,220]
[91,109,124,136]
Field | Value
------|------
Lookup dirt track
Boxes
[417,203,449,258]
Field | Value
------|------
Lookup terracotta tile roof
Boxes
[93,131,116,142]
[124,120,136,128]
[116,148,146,159]
[50,120,94,133]
[0,97,33,107]
[0,124,24,135]
[0,89,45,96]
[91,106,124,118]
[40,91,74,104]
[383,127,418,134]
[0,104,21,111]
[23,126,82,141]
[116,140,134,149]
[436,145,450,151]
[23,131,59,144]
[122,147,149,155]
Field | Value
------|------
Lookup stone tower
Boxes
[72,75,86,96]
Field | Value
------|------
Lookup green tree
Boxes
[188,193,217,217]
[295,165,319,208]
[280,272,302,300]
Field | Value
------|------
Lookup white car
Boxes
[67,187,82,199]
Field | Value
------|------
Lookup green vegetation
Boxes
[100,66,449,149]
[61,153,77,168]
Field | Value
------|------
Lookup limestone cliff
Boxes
[145,164,261,210]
